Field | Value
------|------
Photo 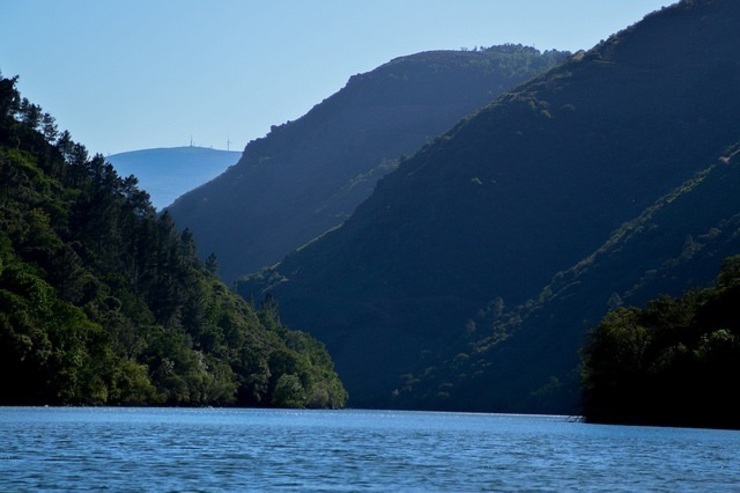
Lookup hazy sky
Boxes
[1,1,673,156]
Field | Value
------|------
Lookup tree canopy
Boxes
[0,73,347,408]
[581,256,740,429]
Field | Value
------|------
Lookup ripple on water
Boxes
[0,408,738,492]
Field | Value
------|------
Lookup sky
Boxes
[1,0,674,156]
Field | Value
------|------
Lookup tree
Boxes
[272,374,305,408]
[41,113,58,143]
[205,252,219,276]
[19,98,42,129]
[0,74,20,119]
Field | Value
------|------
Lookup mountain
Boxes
[394,142,740,414]
[0,75,346,408]
[107,146,240,210]
[240,0,740,411]
[167,46,569,282]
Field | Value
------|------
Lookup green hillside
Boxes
[241,0,740,411]
[168,46,568,282]
[0,74,346,408]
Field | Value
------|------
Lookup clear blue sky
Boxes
[1,1,673,156]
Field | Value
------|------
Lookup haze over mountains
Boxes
[107,146,240,210]
[239,0,740,411]
[167,46,569,282]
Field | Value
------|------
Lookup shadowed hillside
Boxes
[241,0,740,410]
[396,142,740,414]
[167,46,568,282]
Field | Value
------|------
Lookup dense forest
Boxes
[0,73,347,408]
[581,257,740,429]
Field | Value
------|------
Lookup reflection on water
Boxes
[1,408,738,492]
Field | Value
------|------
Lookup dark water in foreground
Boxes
[0,408,738,492]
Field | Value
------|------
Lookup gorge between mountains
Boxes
[3,0,740,429]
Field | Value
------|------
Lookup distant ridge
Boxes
[107,146,240,210]
[167,46,569,282]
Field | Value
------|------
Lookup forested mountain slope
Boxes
[0,74,346,408]
[107,146,240,210]
[581,254,740,429]
[396,142,740,414]
[167,46,568,282]
[241,0,740,410]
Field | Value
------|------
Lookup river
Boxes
[1,407,737,492]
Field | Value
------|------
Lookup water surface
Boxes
[1,408,737,492]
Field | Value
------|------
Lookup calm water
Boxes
[0,408,738,492]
